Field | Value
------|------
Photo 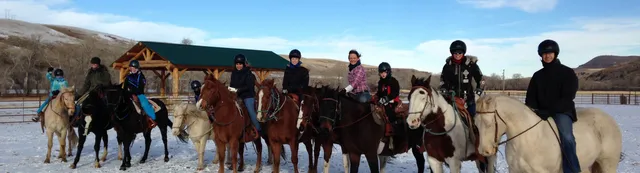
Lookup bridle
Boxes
[475,109,544,150]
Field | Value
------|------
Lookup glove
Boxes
[228,87,238,92]
[282,89,288,94]
[47,67,54,72]
[532,109,551,120]
[344,85,354,93]
[475,88,484,95]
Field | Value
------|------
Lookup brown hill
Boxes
[577,55,640,69]
[584,58,640,89]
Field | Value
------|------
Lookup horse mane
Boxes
[203,75,237,101]
[174,102,208,119]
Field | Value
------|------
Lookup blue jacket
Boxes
[46,72,69,97]
[123,71,146,95]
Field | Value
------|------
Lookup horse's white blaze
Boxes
[257,90,264,120]
[195,84,205,110]
[83,116,92,136]
[296,100,304,129]
[406,88,428,129]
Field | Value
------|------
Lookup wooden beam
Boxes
[178,68,188,77]
[160,70,166,96]
[172,67,180,97]
[130,47,147,61]
[214,69,225,79]
[118,68,129,83]
[144,49,153,61]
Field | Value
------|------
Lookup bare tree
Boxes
[181,38,193,45]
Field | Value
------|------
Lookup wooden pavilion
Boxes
[111,41,288,97]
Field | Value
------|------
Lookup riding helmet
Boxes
[537,39,559,57]
[90,57,101,64]
[53,69,64,77]
[190,80,202,90]
[289,49,302,60]
[449,40,467,54]
[378,62,392,76]
[234,54,246,64]
[129,60,140,69]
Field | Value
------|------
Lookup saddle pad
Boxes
[453,97,477,143]
[132,99,162,114]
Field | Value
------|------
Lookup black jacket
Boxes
[282,64,310,94]
[525,59,578,122]
[376,76,400,104]
[78,65,112,96]
[123,71,146,95]
[230,67,256,99]
[440,55,483,100]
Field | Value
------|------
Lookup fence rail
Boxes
[1,91,638,124]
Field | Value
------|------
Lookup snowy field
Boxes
[0,104,638,173]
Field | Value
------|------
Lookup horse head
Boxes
[171,103,197,143]
[317,85,340,132]
[58,86,76,116]
[406,75,449,129]
[196,75,232,112]
[256,79,277,122]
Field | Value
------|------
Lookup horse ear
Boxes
[425,75,432,86]
[411,75,417,85]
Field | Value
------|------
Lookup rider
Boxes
[32,68,69,122]
[228,54,261,135]
[439,40,485,117]
[282,49,310,125]
[190,80,202,103]
[343,49,371,103]
[75,57,112,117]
[375,62,404,140]
[123,60,156,128]
[525,39,581,173]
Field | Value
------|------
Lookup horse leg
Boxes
[445,158,462,173]
[229,139,239,173]
[378,155,390,173]
[411,147,425,173]
[426,156,443,173]
[479,155,496,173]
[119,135,131,170]
[322,140,333,173]
[215,140,226,173]
[70,128,87,169]
[270,141,283,173]
[101,132,108,162]
[312,138,321,173]
[117,135,123,160]
[139,131,152,164]
[58,130,68,162]
[303,140,313,173]
[195,139,205,171]
[93,133,102,168]
[348,153,361,173]
[159,123,170,162]
[67,127,78,156]
[290,139,301,173]
[364,153,381,173]
[342,152,350,173]
[226,144,232,167]
[253,138,263,173]
[44,130,53,163]
[237,142,245,172]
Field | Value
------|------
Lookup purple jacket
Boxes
[348,65,368,93]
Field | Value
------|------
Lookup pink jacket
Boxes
[348,65,368,93]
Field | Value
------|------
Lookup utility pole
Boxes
[502,69,506,91]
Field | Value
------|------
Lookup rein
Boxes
[407,86,458,136]
[48,91,75,117]
[172,110,213,139]
[332,96,374,129]
[475,109,544,149]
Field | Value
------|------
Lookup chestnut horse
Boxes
[256,79,316,173]
[196,75,263,173]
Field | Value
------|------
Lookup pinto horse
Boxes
[255,79,316,173]
[108,84,172,171]
[405,75,496,173]
[196,75,263,173]
[70,86,114,169]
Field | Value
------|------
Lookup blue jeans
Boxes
[355,91,371,103]
[243,98,260,131]
[37,97,51,114]
[554,113,581,173]
[137,94,156,120]
[466,101,476,117]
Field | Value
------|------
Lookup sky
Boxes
[1,0,640,78]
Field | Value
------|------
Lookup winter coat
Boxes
[230,66,256,99]
[282,64,310,94]
[525,59,578,122]
[440,55,483,101]
[46,72,69,97]
[376,76,400,103]
[123,71,146,95]
[78,65,112,96]
[347,63,368,93]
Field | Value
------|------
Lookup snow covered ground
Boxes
[0,104,638,173]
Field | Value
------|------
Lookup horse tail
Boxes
[620,152,625,162]
[68,127,78,147]
[40,114,45,133]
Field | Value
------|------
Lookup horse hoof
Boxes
[101,157,107,162]
[139,160,146,164]
[67,153,73,157]
[164,157,169,162]
[124,162,131,167]
[61,158,67,162]
[120,166,127,171]
[44,159,50,163]
[238,167,244,172]
[69,164,76,169]
[95,162,101,168]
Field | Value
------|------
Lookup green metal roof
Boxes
[140,41,288,70]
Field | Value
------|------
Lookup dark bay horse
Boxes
[196,75,263,173]
[311,85,345,173]
[108,84,172,171]
[70,86,114,169]
[255,79,316,173]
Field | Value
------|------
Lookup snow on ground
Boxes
[0,104,638,173]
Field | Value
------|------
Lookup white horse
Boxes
[405,75,495,173]
[40,86,79,163]
[474,95,623,173]
[172,102,235,170]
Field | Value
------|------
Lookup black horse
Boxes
[107,84,173,171]
[70,86,114,169]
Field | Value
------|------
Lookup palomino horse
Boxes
[256,79,316,173]
[171,102,216,171]
[405,75,495,173]
[196,75,263,173]
[40,86,78,164]
[108,84,173,171]
[70,86,114,169]
[475,95,623,173]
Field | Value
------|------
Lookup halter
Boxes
[200,83,241,126]
[49,90,76,117]
[172,106,213,139]
[475,109,544,151]
[407,85,458,136]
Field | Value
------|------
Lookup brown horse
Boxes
[311,85,345,173]
[196,75,262,173]
[255,79,316,173]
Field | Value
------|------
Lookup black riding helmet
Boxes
[378,62,392,77]
[190,80,202,90]
[289,49,301,60]
[449,40,467,54]
[53,69,64,77]
[234,54,246,65]
[129,60,140,68]
[537,39,560,57]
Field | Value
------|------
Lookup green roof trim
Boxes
[140,41,288,70]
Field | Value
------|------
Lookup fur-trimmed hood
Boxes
[446,55,478,65]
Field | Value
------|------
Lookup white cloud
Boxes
[3,0,640,78]
[457,0,558,13]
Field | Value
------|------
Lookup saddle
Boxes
[229,99,258,143]
[130,96,162,114]
[288,94,299,103]
[453,97,486,162]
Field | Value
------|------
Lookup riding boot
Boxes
[32,113,43,122]
[146,116,157,129]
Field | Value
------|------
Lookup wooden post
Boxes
[172,67,180,97]
[591,93,594,104]
[119,67,127,83]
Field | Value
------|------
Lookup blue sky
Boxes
[3,0,640,78]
